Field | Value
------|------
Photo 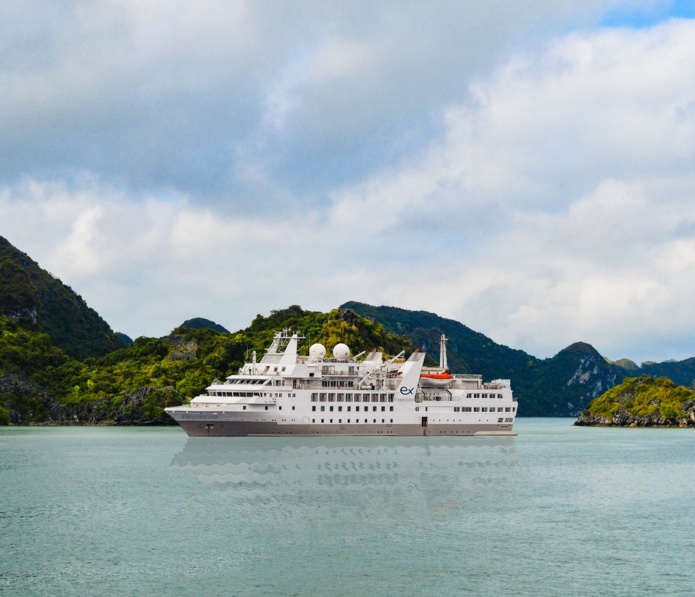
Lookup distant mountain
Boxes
[611,358,639,371]
[0,236,123,359]
[342,302,628,416]
[525,341,623,416]
[639,357,695,388]
[180,318,230,334]
[115,332,134,347]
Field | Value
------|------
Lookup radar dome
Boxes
[309,343,326,359]
[333,343,350,359]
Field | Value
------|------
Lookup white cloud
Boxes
[0,0,644,201]
[319,19,695,361]
[3,3,695,364]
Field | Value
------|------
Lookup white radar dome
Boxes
[333,343,350,359]
[309,343,326,359]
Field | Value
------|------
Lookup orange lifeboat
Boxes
[420,370,454,387]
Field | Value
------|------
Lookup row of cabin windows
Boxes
[453,406,516,413]
[232,405,297,411]
[208,392,297,398]
[415,406,517,413]
[321,380,355,388]
[424,393,506,401]
[313,419,393,424]
[313,405,394,412]
[311,393,394,403]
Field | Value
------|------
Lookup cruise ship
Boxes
[165,330,517,436]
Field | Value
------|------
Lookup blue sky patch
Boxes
[601,0,695,28]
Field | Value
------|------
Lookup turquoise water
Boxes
[1,419,695,596]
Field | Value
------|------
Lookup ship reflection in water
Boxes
[170,437,519,522]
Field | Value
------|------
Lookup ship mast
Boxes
[439,334,448,371]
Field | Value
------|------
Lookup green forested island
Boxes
[575,375,695,427]
[0,305,414,425]
[2,234,695,425]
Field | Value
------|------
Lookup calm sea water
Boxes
[1,419,694,596]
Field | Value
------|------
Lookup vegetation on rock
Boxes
[181,318,230,333]
[0,236,123,359]
[575,375,695,426]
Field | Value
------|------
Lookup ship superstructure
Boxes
[165,330,517,436]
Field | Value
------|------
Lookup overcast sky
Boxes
[2,0,695,363]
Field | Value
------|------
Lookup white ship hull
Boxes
[171,417,516,437]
